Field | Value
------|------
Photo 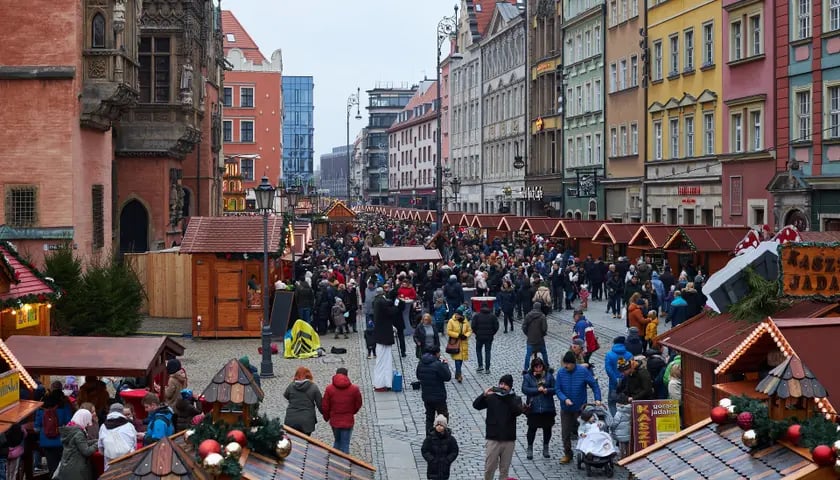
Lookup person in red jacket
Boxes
[321,367,363,454]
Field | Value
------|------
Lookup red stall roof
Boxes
[551,220,607,239]
[0,242,57,301]
[628,225,678,248]
[497,216,530,231]
[181,217,284,254]
[459,214,475,227]
[521,218,559,236]
[663,226,751,252]
[591,223,641,245]
[471,214,505,229]
[799,231,840,242]
[441,212,467,226]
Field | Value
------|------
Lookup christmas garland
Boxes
[0,241,61,310]
[711,395,840,467]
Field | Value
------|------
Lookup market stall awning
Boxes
[471,214,505,229]
[323,201,356,220]
[551,220,606,239]
[374,246,442,263]
[0,241,58,302]
[520,218,559,236]
[663,226,751,252]
[181,217,284,254]
[441,212,467,226]
[5,335,185,377]
[591,223,640,245]
[619,420,818,479]
[496,216,529,232]
[627,224,679,249]
[458,214,475,227]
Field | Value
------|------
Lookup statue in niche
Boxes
[179,63,194,106]
[113,0,126,32]
[170,180,185,226]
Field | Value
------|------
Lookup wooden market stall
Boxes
[590,222,642,262]
[627,224,680,272]
[662,226,750,275]
[0,241,58,340]
[470,214,506,240]
[126,247,192,318]
[550,220,607,260]
[655,300,838,426]
[321,201,357,236]
[496,216,532,241]
[441,212,467,227]
[180,216,285,338]
[520,217,560,237]
[373,246,442,264]
[0,337,45,480]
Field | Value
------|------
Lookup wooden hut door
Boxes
[215,268,244,330]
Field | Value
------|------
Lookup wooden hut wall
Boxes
[0,305,50,339]
[126,251,193,318]
[681,355,720,426]
[192,254,266,338]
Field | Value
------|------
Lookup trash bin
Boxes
[472,296,496,312]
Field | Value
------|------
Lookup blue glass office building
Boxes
[282,76,314,184]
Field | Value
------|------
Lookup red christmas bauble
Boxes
[198,439,222,459]
[711,406,729,424]
[227,429,247,445]
[736,411,754,430]
[787,424,802,445]
[812,445,835,466]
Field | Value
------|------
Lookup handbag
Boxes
[445,324,462,355]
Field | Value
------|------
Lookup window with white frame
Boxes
[653,40,663,80]
[621,0,628,21]
[796,0,811,39]
[566,38,574,61]
[828,85,840,138]
[630,55,638,86]
[240,87,254,108]
[610,63,617,92]
[576,85,583,113]
[730,20,743,61]
[610,127,618,156]
[594,79,602,110]
[595,132,602,162]
[585,82,592,112]
[619,59,627,89]
[750,14,762,55]
[732,112,744,152]
[585,135,593,164]
[620,125,628,155]
[631,0,638,17]
[654,120,663,160]
[831,0,840,32]
[631,123,639,154]
[669,118,680,158]
[702,22,714,66]
[751,109,763,150]
[585,30,592,58]
[223,120,232,142]
[240,120,254,142]
[567,87,574,116]
[684,29,694,70]
[568,138,575,167]
[795,89,812,140]
[577,137,584,166]
[610,0,618,26]
[685,116,695,156]
[704,112,715,154]
[576,33,583,61]
[669,35,679,75]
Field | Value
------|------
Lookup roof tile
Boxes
[0,243,57,301]
[221,10,266,65]
[180,217,285,254]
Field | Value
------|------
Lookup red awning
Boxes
[663,226,751,252]
[591,223,641,245]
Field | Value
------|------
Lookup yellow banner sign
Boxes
[16,307,39,329]
[779,244,840,298]
[0,371,20,411]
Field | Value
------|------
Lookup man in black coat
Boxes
[373,287,398,391]
[416,346,452,434]
[471,305,500,374]
[473,374,523,480]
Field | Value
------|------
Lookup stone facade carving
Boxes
[179,63,194,106]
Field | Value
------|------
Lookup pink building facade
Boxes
[720,0,776,229]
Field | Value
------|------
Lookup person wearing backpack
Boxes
[140,393,174,446]
[98,403,136,471]
[34,381,73,476]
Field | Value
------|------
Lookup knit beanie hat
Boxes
[109,403,125,414]
[166,359,181,375]
[434,414,448,428]
[499,374,514,388]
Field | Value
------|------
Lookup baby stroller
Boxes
[575,403,617,477]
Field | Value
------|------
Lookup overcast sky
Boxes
[225,0,459,169]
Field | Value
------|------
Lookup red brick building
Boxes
[221,10,283,211]
[0,0,141,266]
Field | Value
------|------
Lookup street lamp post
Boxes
[436,6,461,232]
[450,177,462,206]
[347,88,362,203]
[253,176,276,378]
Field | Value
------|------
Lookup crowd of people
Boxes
[288,214,704,479]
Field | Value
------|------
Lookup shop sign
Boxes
[681,198,697,204]
[678,186,701,196]
[779,243,840,298]
[521,186,544,201]
[16,306,39,330]
[631,399,681,453]
[536,61,554,74]
[0,371,20,411]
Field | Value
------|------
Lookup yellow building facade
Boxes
[645,0,723,226]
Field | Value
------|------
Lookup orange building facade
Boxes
[221,10,283,212]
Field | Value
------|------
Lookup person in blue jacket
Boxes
[667,290,689,327]
[521,357,556,460]
[604,336,633,415]
[34,381,74,476]
[555,351,602,465]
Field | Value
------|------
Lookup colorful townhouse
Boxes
[768,0,840,231]
[561,0,606,219]
[719,0,775,229]
[604,0,646,222]
[645,0,723,226]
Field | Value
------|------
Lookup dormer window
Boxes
[92,13,106,49]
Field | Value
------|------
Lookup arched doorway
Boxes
[785,209,809,232]
[119,200,149,254]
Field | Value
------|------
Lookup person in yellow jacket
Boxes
[446,306,473,383]
[644,311,659,350]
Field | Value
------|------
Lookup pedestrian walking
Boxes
[414,313,441,359]
[321,368,363,454]
[283,367,323,436]
[522,302,549,372]
[473,374,524,480]
[555,351,602,464]
[521,357,556,460]
[496,279,516,333]
[446,307,473,383]
[373,287,398,391]
[471,303,499,374]
[421,415,459,480]
[604,336,632,415]
[416,346,452,435]
[332,297,348,339]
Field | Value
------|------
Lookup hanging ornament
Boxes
[224,442,242,460]
[786,424,802,445]
[711,406,729,425]
[741,429,758,448]
[203,452,225,474]
[275,435,292,459]
[812,445,835,466]
[736,411,754,430]
[198,439,222,459]
[184,429,195,442]
[227,429,247,445]
[719,398,732,409]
